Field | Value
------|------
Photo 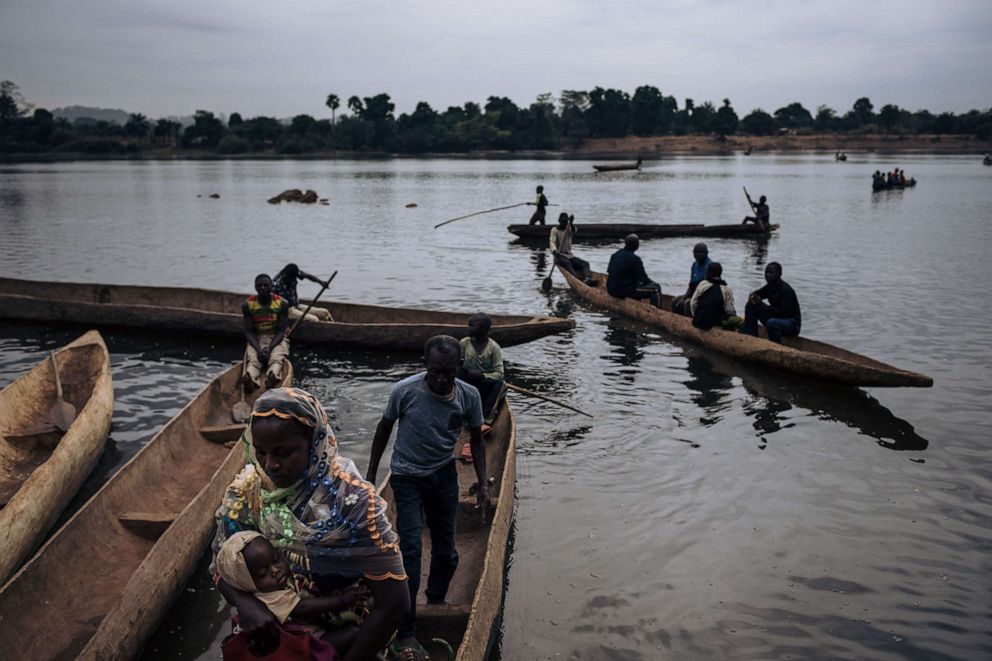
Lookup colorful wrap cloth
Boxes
[212,387,406,585]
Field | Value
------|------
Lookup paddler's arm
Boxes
[268,304,290,349]
[469,425,491,513]
[342,577,409,661]
[242,302,263,354]
[365,416,395,484]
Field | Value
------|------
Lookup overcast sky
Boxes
[2,0,990,119]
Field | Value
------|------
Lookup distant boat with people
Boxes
[872,169,916,191]
[835,151,848,161]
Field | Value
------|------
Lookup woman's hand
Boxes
[329,584,371,613]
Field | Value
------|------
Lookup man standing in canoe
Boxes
[742,262,801,343]
[742,192,770,231]
[366,335,491,660]
[527,185,549,225]
[672,242,712,316]
[606,234,663,308]
[272,263,333,322]
[242,274,290,391]
[550,212,594,284]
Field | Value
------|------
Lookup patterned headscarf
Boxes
[212,387,405,584]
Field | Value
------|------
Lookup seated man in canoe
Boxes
[458,313,506,450]
[242,274,290,391]
[742,262,802,343]
[550,213,594,284]
[606,234,662,308]
[366,335,491,660]
[742,191,770,231]
[212,388,410,660]
[273,263,333,322]
[690,262,742,331]
[527,185,549,225]
[671,242,712,316]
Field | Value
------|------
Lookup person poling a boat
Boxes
[458,314,506,460]
[243,274,290,391]
[273,263,333,322]
[690,262,743,331]
[606,233,663,308]
[212,388,410,661]
[550,212,595,284]
[742,262,802,343]
[216,531,371,658]
[742,190,770,231]
[527,185,549,225]
[671,242,712,316]
[366,335,490,661]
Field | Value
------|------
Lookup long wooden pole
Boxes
[434,202,560,229]
[286,271,337,338]
[505,383,593,418]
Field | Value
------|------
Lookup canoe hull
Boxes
[0,330,113,584]
[508,223,778,241]
[0,278,574,350]
[378,402,516,660]
[0,361,292,661]
[561,268,932,388]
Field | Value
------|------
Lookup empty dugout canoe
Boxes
[0,360,292,660]
[559,268,932,388]
[0,278,574,350]
[0,330,113,584]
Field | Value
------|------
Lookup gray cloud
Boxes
[1,0,989,118]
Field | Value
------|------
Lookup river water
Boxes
[1,155,990,660]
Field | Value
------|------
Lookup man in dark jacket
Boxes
[606,234,662,308]
[742,262,801,343]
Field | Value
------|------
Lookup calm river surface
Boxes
[1,155,990,660]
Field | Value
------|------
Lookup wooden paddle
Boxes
[232,353,251,423]
[48,351,76,431]
[505,383,593,418]
[434,202,560,229]
[285,271,337,338]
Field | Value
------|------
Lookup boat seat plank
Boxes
[199,423,247,445]
[3,424,63,450]
[118,512,176,540]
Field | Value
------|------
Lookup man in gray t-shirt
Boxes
[366,335,490,653]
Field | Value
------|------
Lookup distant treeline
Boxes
[2,80,990,156]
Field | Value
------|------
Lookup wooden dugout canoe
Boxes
[508,222,778,241]
[0,278,574,350]
[592,158,642,172]
[378,401,516,660]
[0,330,113,584]
[560,268,933,388]
[0,360,292,660]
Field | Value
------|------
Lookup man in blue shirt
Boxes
[366,335,490,657]
[606,234,663,308]
[672,243,712,316]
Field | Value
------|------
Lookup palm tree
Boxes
[347,95,363,118]
[325,94,340,128]
[124,113,151,143]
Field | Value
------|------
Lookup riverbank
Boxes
[1,133,988,162]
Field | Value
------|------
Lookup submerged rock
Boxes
[267,189,321,204]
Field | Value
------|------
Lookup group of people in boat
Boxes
[227,277,509,659]
[872,169,914,190]
[551,217,802,343]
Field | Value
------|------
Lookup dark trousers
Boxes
[459,368,504,422]
[621,282,662,308]
[391,461,460,639]
[555,254,591,280]
[529,208,546,225]
[743,301,800,343]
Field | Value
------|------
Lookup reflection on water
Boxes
[0,155,987,660]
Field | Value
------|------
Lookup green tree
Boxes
[740,109,777,135]
[773,102,813,129]
[347,96,363,116]
[814,105,836,131]
[691,101,716,133]
[228,112,243,128]
[0,80,30,123]
[878,104,902,133]
[559,90,590,143]
[124,113,150,141]
[586,87,631,138]
[183,110,225,148]
[713,98,739,136]
[325,93,340,127]
[851,97,874,126]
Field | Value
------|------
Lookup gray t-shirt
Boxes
[384,373,484,477]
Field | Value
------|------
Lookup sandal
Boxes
[387,640,430,661]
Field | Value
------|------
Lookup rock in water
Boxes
[267,189,306,204]
[405,203,418,208]
[302,190,318,204]
[209,193,220,199]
